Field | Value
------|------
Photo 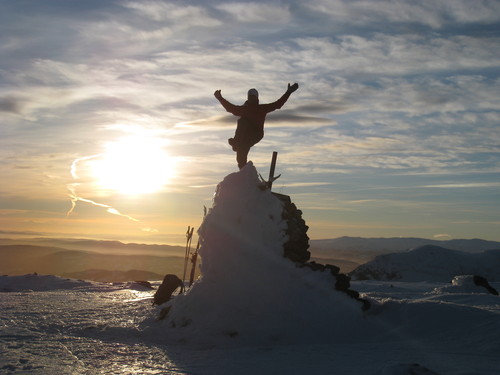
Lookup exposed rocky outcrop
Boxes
[274,192,369,310]
[274,193,310,264]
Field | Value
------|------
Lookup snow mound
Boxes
[351,245,500,282]
[433,275,499,295]
[156,163,363,346]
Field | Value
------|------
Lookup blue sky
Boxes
[1,0,499,244]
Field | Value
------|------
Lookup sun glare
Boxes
[91,136,174,195]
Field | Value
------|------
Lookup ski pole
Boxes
[182,226,194,292]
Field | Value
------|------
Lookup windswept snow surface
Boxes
[2,275,500,374]
[2,164,500,374]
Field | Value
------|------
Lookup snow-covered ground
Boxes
[1,275,499,374]
[2,164,499,374]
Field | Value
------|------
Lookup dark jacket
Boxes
[216,90,293,137]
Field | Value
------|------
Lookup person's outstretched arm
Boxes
[265,83,299,112]
[214,90,243,116]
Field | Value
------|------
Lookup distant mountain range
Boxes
[350,245,500,282]
[0,237,185,256]
[2,236,499,281]
[309,236,500,255]
[309,237,500,272]
[0,244,189,282]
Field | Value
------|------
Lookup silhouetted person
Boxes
[214,83,299,169]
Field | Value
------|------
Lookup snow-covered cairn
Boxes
[160,163,364,345]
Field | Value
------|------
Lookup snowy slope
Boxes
[351,245,500,282]
[2,165,500,374]
[2,274,500,374]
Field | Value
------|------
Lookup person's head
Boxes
[247,88,259,104]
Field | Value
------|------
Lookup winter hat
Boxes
[248,88,259,98]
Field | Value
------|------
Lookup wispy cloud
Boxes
[433,233,452,240]
[124,1,221,26]
[0,97,22,113]
[217,3,291,23]
[1,0,499,242]
[305,0,500,29]
[421,182,500,189]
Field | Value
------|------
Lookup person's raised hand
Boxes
[287,83,299,93]
[214,90,222,99]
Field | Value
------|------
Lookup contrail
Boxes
[66,185,138,222]
[66,157,156,231]
[70,154,100,179]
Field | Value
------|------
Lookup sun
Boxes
[90,136,174,195]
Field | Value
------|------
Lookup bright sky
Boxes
[1,0,499,245]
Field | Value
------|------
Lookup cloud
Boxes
[422,182,500,189]
[216,2,291,23]
[305,0,500,29]
[292,34,500,77]
[305,0,445,29]
[433,233,452,240]
[0,211,31,217]
[1,0,499,242]
[0,97,21,113]
[123,1,221,27]
[319,136,403,152]
[279,182,333,188]
[295,101,356,115]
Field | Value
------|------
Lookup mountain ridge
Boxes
[0,244,187,280]
[2,236,499,277]
[308,237,500,270]
[350,244,500,282]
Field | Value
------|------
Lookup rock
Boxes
[273,193,311,264]
[134,280,154,290]
[473,275,499,295]
[153,274,183,306]
[335,273,351,291]
[273,192,369,310]
[325,264,340,276]
[335,273,371,311]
